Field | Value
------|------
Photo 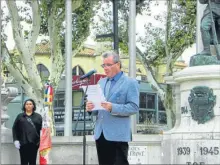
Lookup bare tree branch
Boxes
[6,1,26,51]
[47,3,64,89]
[6,1,43,95]
[28,0,41,54]
[48,0,83,89]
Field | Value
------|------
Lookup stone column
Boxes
[161,76,181,164]
[163,76,181,132]
[0,79,20,164]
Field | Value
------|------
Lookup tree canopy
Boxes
[91,0,196,128]
[1,0,98,109]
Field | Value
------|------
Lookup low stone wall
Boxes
[2,134,162,164]
[1,130,20,164]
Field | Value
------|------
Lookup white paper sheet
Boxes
[81,84,106,110]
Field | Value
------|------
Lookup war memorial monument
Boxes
[162,0,220,164]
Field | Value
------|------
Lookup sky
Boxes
[3,0,196,65]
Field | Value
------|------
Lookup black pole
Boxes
[83,95,86,165]
[96,0,119,53]
[113,0,119,53]
[83,79,89,165]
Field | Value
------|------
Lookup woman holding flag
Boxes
[12,99,42,165]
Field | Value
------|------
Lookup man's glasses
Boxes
[101,62,118,68]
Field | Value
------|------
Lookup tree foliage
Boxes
[140,0,196,68]
[91,0,150,54]
[140,0,196,128]
[39,0,98,54]
[92,0,196,129]
[1,0,97,108]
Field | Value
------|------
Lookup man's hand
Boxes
[101,102,112,112]
[86,101,94,112]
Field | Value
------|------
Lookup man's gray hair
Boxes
[102,51,121,64]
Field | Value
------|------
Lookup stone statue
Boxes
[200,0,220,56]
[190,0,220,66]
[1,75,18,134]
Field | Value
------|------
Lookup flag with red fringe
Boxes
[39,82,53,165]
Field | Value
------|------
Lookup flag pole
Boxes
[128,0,137,133]
[0,0,2,164]
[39,83,53,165]
[64,0,73,136]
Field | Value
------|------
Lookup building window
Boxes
[146,94,156,109]
[53,92,65,108]
[158,96,166,124]
[158,112,167,124]
[72,65,85,76]
[139,92,156,124]
[140,93,147,108]
[37,64,50,80]
[73,91,83,106]
[158,97,165,111]
[139,111,156,124]
[53,92,65,123]
[78,67,84,76]
[139,93,167,124]
[139,93,156,109]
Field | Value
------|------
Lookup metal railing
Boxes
[53,107,95,136]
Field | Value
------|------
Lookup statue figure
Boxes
[199,0,220,56]
[190,0,220,66]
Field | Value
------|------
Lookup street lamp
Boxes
[96,0,119,53]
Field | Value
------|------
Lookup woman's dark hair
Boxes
[22,99,36,112]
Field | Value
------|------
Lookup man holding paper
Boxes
[86,51,139,165]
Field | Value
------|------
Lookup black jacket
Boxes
[12,112,42,146]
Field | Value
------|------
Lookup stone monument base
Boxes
[171,139,220,164]
[189,54,220,66]
[162,65,220,164]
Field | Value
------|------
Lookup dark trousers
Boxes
[95,133,129,165]
[19,143,39,165]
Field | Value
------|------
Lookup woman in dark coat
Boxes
[12,99,42,165]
